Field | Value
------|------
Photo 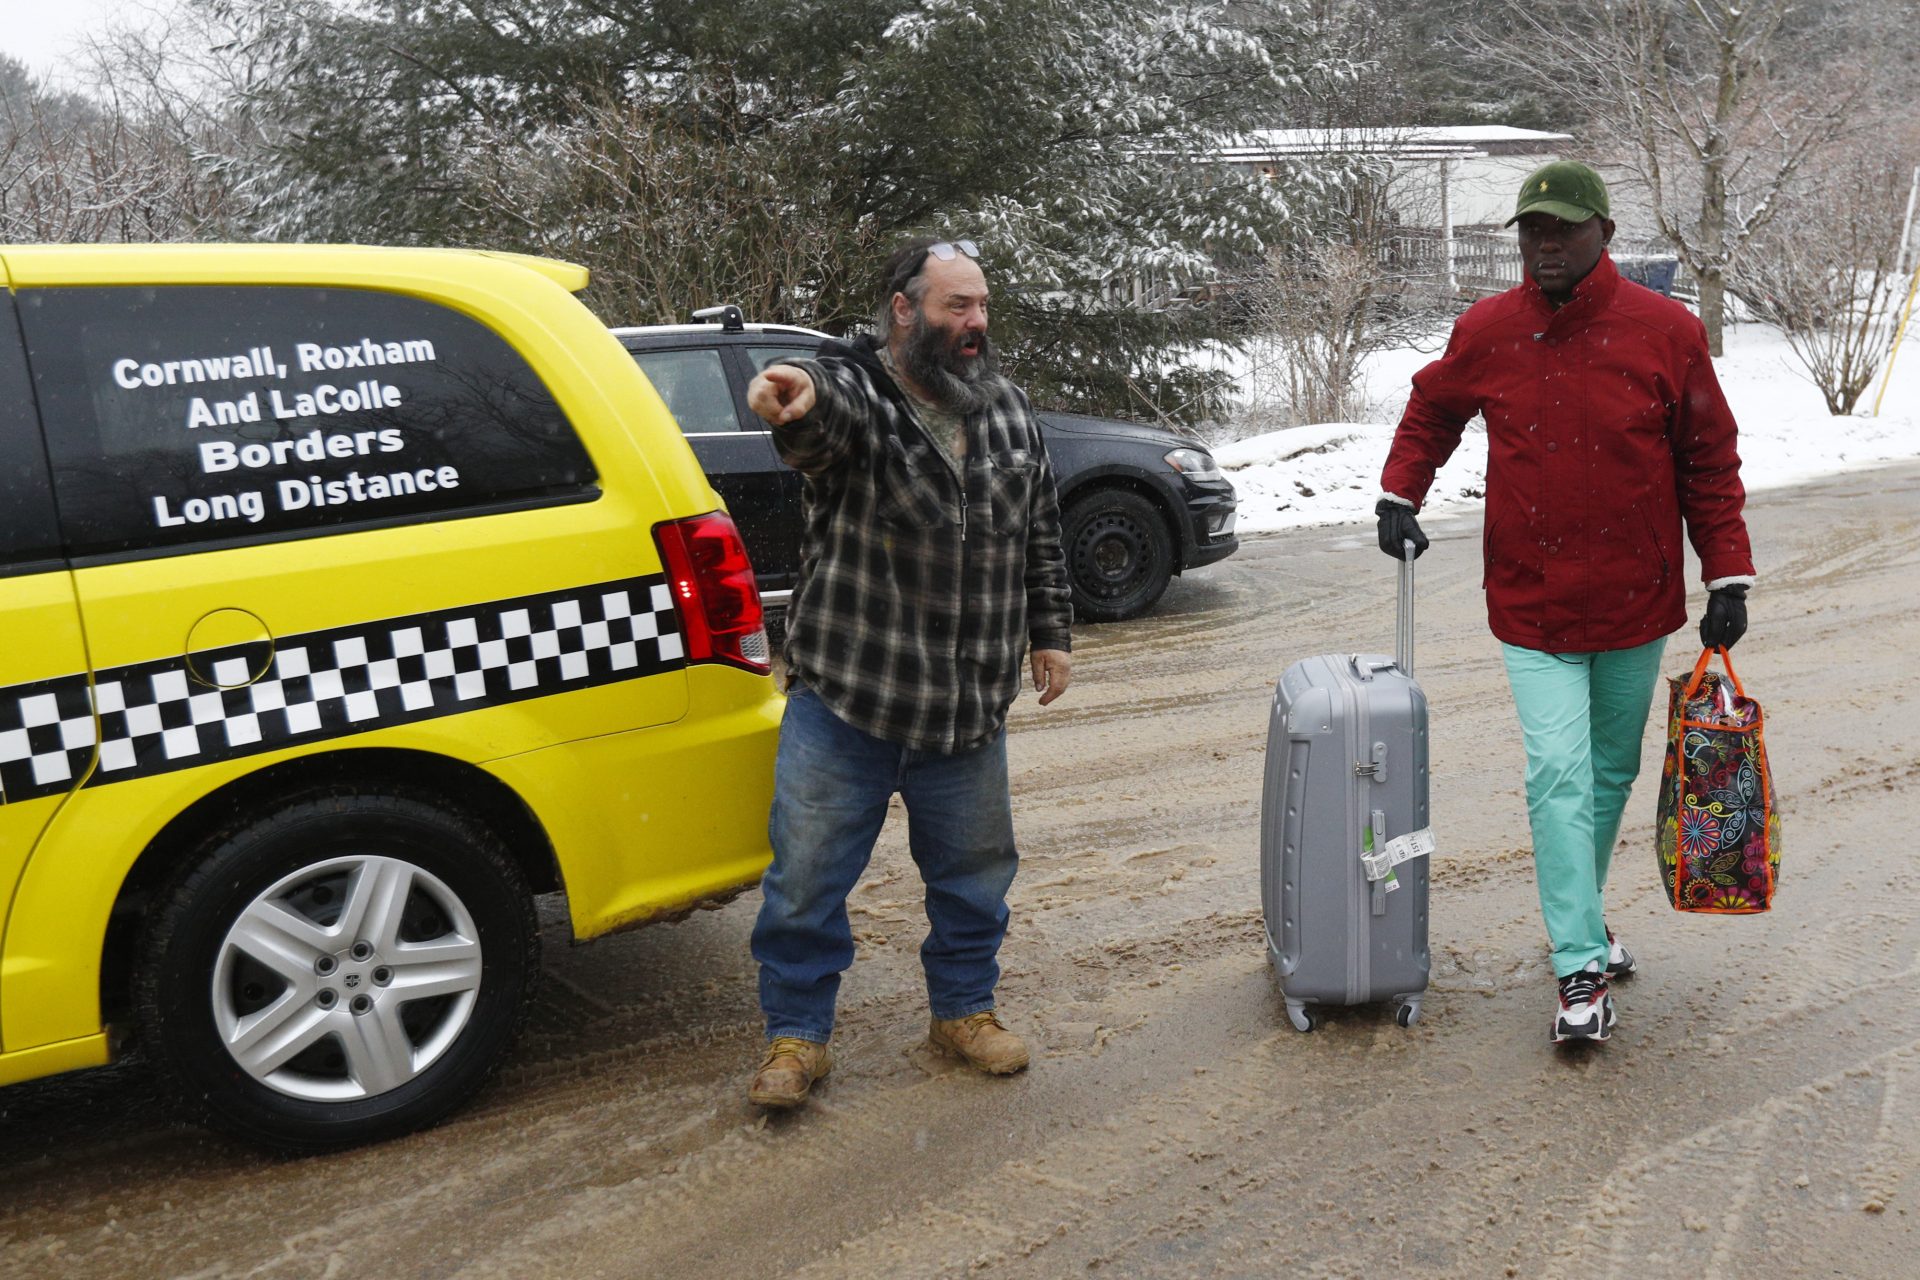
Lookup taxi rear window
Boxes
[19,285,598,559]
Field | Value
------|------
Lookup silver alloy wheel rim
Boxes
[212,854,483,1102]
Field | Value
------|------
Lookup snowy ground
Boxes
[1214,318,1920,535]
[13,468,1920,1279]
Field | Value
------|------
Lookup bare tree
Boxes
[0,80,228,242]
[0,3,267,245]
[1235,243,1386,428]
[1231,160,1452,433]
[1738,145,1920,414]
[73,0,280,232]
[1477,0,1867,355]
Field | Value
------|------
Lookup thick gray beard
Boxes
[899,309,1007,415]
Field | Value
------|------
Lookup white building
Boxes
[1216,125,1606,296]
[1220,125,1576,230]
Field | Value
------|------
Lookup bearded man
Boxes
[740,236,1073,1109]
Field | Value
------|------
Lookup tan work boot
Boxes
[928,1010,1030,1075]
[747,1036,832,1108]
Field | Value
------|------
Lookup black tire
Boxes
[1063,488,1175,623]
[134,788,539,1152]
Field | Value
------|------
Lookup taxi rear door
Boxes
[0,285,94,1052]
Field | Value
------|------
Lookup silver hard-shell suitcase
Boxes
[1260,547,1431,1031]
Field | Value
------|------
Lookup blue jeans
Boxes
[1501,638,1668,977]
[751,687,1019,1043]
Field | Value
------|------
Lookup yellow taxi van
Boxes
[0,244,780,1149]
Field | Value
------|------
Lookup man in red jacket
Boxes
[1376,161,1754,1045]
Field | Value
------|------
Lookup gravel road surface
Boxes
[4,462,1916,1280]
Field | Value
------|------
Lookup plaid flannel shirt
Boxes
[773,334,1072,753]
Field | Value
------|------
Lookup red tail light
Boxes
[652,511,771,674]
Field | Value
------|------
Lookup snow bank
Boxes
[1217,320,1920,534]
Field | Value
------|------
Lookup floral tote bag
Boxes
[1655,647,1782,913]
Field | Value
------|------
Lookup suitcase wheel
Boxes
[1395,1002,1421,1028]
[1285,1003,1316,1034]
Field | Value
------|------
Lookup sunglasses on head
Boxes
[891,239,981,295]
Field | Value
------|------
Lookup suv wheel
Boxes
[1063,488,1175,623]
[135,789,539,1151]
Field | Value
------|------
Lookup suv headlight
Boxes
[1163,447,1222,483]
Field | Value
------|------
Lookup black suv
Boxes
[613,309,1238,622]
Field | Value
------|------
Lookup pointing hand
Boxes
[748,365,816,426]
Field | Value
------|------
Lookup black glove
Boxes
[1699,584,1748,649]
[1375,498,1428,561]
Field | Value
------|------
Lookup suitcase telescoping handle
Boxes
[1397,539,1415,677]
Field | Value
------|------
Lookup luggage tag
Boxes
[1362,818,1435,886]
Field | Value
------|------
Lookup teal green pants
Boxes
[1500,637,1668,978]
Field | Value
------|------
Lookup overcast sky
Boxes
[5,0,179,86]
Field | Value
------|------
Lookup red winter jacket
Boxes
[1381,252,1753,653]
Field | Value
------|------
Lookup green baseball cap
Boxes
[1505,160,1610,226]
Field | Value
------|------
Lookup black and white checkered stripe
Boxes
[0,576,683,805]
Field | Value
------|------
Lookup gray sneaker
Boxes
[1552,962,1616,1044]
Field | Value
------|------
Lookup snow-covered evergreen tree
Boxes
[208,0,1359,420]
